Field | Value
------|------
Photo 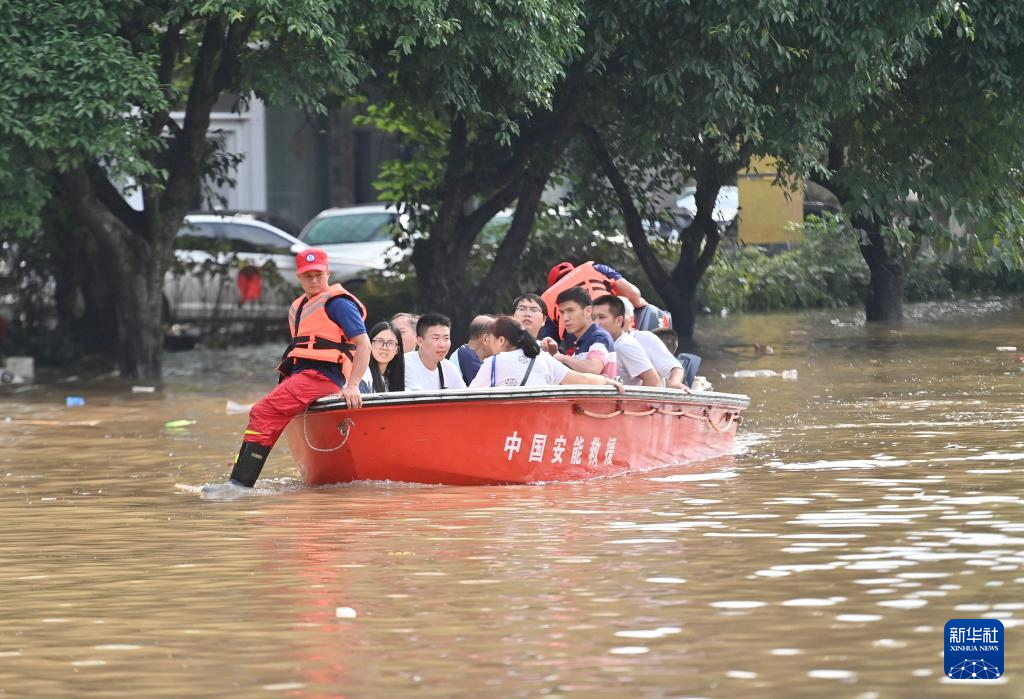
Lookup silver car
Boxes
[165,214,370,327]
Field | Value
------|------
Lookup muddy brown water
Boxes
[2,298,1023,697]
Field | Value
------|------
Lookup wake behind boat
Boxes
[283,385,749,485]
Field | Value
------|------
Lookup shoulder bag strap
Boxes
[520,356,537,385]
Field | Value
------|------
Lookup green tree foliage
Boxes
[564,0,956,346]
[358,0,584,332]
[824,3,1024,321]
[363,0,963,345]
[0,0,453,377]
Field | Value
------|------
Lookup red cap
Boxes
[296,248,329,274]
[547,262,575,288]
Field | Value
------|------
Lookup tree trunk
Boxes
[116,257,165,380]
[411,227,475,331]
[668,177,724,351]
[471,166,551,317]
[58,167,170,380]
[858,222,905,323]
[49,221,119,356]
[584,125,726,351]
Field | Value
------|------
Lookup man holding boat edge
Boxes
[205,248,370,491]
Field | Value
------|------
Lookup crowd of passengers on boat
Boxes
[357,261,708,395]
[210,254,711,491]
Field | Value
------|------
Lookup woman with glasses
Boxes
[359,321,406,393]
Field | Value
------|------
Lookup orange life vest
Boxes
[280,283,367,380]
[540,261,614,337]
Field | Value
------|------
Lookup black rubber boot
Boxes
[228,442,271,488]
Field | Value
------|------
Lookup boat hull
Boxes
[283,385,748,486]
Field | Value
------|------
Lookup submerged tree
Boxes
[564,0,958,345]
[822,4,1024,321]
[366,0,965,345]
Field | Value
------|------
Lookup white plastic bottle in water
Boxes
[781,369,799,381]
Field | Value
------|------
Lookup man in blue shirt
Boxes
[540,286,614,376]
[207,248,370,492]
[450,314,494,384]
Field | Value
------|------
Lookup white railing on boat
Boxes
[308,384,750,412]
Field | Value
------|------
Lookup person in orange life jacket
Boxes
[539,287,613,376]
[216,249,371,489]
[591,294,662,387]
[546,261,650,318]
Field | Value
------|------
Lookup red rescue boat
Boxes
[283,385,749,486]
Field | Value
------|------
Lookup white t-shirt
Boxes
[612,332,656,385]
[632,330,683,383]
[470,349,569,388]
[404,351,467,391]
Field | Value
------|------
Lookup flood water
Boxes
[2,298,1023,697]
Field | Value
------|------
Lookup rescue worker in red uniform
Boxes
[214,248,371,489]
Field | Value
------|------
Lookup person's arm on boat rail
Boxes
[342,334,371,409]
[561,370,625,394]
[555,352,605,376]
[666,366,690,392]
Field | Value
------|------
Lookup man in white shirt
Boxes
[404,312,467,390]
[621,298,688,390]
[591,294,661,387]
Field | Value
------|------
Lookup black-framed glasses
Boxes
[372,339,399,349]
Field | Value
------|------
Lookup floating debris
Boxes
[226,399,254,415]
[164,419,196,429]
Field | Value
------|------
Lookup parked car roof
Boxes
[177,214,369,270]
[187,210,303,238]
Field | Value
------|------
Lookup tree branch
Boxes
[457,64,586,197]
[85,162,145,232]
[471,167,550,312]
[582,123,675,301]
[147,20,183,139]
[57,168,141,277]
[213,15,258,93]
[458,181,519,249]
[161,15,228,218]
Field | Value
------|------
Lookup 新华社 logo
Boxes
[945,619,1004,680]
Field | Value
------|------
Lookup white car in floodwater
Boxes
[297,204,409,271]
[164,214,372,332]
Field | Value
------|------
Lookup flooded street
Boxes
[2,298,1023,697]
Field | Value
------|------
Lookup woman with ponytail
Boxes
[470,316,623,391]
